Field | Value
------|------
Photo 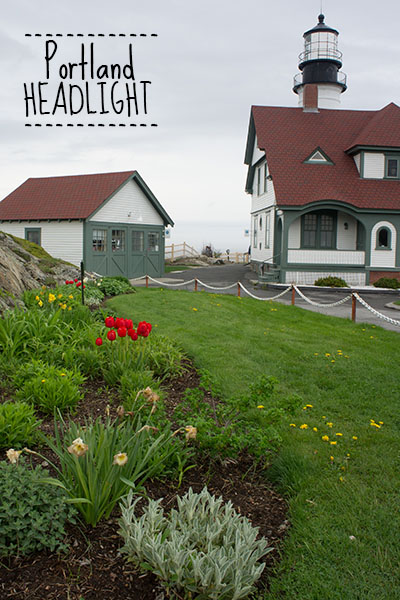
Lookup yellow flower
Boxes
[185,426,197,441]
[68,306,72,311]
[325,353,331,357]
[60,304,66,310]
[330,441,337,445]
[330,455,334,461]
[257,405,264,409]
[322,416,326,419]
[314,352,319,356]
[321,435,329,442]
[306,404,313,408]
[352,436,358,440]
[313,427,318,432]
[38,300,43,307]
[339,476,344,482]
[48,293,56,303]
[69,294,74,299]
[58,293,63,299]
[41,379,46,383]
[331,360,335,363]
[299,424,308,430]
[379,421,384,425]
[371,422,381,428]
[60,373,66,377]
[289,423,296,427]
[35,295,40,301]
[335,433,343,437]
[192,307,198,311]
[327,422,333,427]
[340,466,345,471]
[113,452,128,466]
[6,449,22,464]
[67,437,88,457]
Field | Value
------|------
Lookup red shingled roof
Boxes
[0,171,136,220]
[248,103,400,210]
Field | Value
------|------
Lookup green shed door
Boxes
[109,228,127,276]
[146,231,162,276]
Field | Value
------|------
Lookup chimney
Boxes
[302,84,319,112]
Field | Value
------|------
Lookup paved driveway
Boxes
[140,264,400,332]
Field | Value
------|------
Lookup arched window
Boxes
[376,227,391,249]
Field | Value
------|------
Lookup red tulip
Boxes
[146,322,152,332]
[105,316,115,328]
[117,327,127,337]
[114,317,124,329]
[74,279,78,283]
[137,322,147,336]
[125,319,133,329]
[76,282,82,287]
[107,330,116,341]
[130,331,138,341]
[95,337,103,346]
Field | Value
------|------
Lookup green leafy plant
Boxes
[119,486,272,600]
[373,277,400,289]
[0,458,76,557]
[0,401,41,448]
[96,277,134,297]
[144,334,186,378]
[14,360,85,413]
[314,276,348,287]
[40,416,183,526]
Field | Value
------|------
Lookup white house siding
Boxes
[337,213,357,250]
[90,179,164,225]
[288,218,301,248]
[287,249,365,265]
[285,271,366,285]
[370,221,396,268]
[251,135,265,166]
[0,221,84,266]
[251,209,275,263]
[363,153,385,179]
[353,153,361,174]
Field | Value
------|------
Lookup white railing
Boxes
[165,242,200,261]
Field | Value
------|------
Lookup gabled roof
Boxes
[245,103,400,210]
[0,171,174,225]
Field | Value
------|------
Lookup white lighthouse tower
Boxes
[293,14,347,110]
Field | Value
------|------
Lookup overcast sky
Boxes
[1,0,399,252]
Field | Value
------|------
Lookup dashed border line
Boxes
[25,33,158,38]
[25,123,158,127]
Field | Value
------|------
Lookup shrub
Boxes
[96,277,134,297]
[314,276,348,287]
[14,360,85,413]
[0,402,41,449]
[0,459,76,557]
[119,486,272,600]
[373,277,400,289]
[41,416,186,526]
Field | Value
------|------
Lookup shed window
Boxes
[376,227,391,249]
[148,232,159,252]
[92,229,107,252]
[25,228,41,246]
[112,230,125,252]
[132,231,144,252]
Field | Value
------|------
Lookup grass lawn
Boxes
[109,288,400,600]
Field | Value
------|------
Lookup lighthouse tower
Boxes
[293,14,347,110]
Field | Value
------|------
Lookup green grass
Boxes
[164,264,199,273]
[108,288,400,600]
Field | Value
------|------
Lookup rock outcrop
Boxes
[0,232,80,311]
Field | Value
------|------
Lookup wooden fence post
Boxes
[351,294,356,322]
[195,279,198,291]
[237,283,241,297]
[146,275,149,288]
[171,244,174,261]
[291,285,295,305]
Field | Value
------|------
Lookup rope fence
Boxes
[131,275,400,327]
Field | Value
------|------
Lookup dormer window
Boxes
[303,147,334,165]
[386,156,399,179]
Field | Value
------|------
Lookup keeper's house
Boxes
[245,14,400,285]
[0,170,174,278]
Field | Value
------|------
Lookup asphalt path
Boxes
[138,264,400,333]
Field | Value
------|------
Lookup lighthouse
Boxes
[293,14,347,110]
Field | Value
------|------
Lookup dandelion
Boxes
[321,435,329,442]
[289,423,296,427]
[330,456,334,461]
[352,436,358,440]
[325,353,331,357]
[41,379,46,383]
[6,449,22,464]
[192,307,198,311]
[60,373,66,377]
[185,426,197,441]
[339,476,344,482]
[113,452,128,466]
[299,424,308,430]
[330,441,337,445]
[257,405,264,409]
[340,466,345,471]
[379,421,384,425]
[313,427,318,432]
[314,353,319,356]
[67,437,89,457]
[331,360,335,363]
[306,404,313,408]
[371,422,381,428]
[335,433,343,437]
[322,416,326,419]
[327,422,333,427]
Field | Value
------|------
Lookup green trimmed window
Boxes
[148,232,159,252]
[25,228,41,246]
[92,229,107,252]
[111,230,125,252]
[376,227,391,249]
[301,211,336,249]
[132,231,144,252]
[385,156,399,179]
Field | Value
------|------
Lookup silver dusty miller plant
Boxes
[119,486,272,600]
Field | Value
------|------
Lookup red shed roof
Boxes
[0,171,136,220]
[245,103,400,210]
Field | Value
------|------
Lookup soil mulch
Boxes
[0,364,289,600]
